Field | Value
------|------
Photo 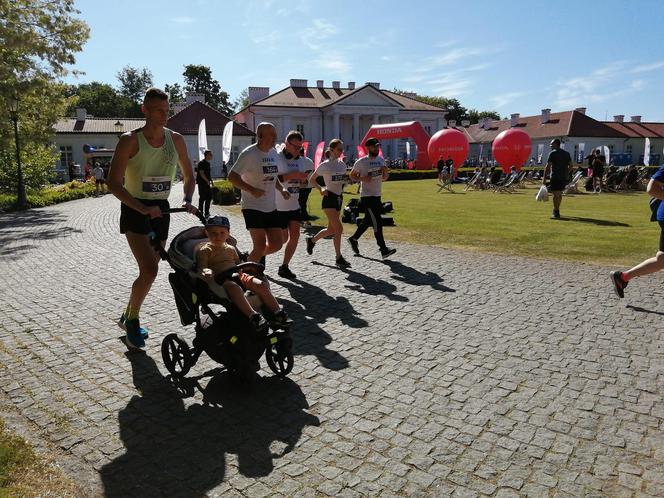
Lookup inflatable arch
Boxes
[359,121,431,169]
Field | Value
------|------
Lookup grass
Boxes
[0,419,78,497]
[297,180,657,266]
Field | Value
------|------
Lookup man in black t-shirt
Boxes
[196,150,213,217]
[543,138,572,219]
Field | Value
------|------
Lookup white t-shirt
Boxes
[93,166,105,180]
[276,151,306,212]
[302,156,314,182]
[316,158,348,195]
[352,155,385,197]
[230,144,284,212]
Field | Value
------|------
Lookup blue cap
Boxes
[205,216,230,229]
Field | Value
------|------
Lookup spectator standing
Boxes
[196,150,213,218]
[93,162,106,196]
[542,138,572,219]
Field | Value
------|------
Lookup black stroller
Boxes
[156,208,294,382]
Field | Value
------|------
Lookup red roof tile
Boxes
[167,101,254,136]
[54,118,145,134]
[601,121,664,138]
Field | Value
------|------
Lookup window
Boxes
[59,146,73,169]
[608,144,614,152]
[625,144,633,154]
[425,125,432,135]
[296,124,304,137]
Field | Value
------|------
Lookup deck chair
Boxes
[563,170,583,194]
[437,172,454,193]
[463,171,480,191]
[493,172,518,193]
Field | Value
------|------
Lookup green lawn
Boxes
[299,180,658,266]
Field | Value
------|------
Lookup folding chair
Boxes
[563,170,583,195]
[437,172,454,193]
[463,171,480,191]
[493,172,518,193]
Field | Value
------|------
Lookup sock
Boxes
[125,307,140,321]
[621,272,632,282]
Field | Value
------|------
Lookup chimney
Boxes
[630,115,642,123]
[575,107,586,115]
[348,81,355,90]
[185,92,206,104]
[510,113,520,127]
[613,115,624,123]
[332,81,340,89]
[289,79,308,88]
[316,80,324,88]
[75,108,87,121]
[541,108,551,124]
[461,119,470,127]
[248,86,270,104]
[366,82,380,89]
[448,119,457,128]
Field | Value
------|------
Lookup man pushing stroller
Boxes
[196,216,292,330]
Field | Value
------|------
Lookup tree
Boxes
[117,65,153,103]
[234,88,249,112]
[182,65,234,116]
[0,0,89,196]
[467,109,501,124]
[64,82,139,118]
[393,89,499,125]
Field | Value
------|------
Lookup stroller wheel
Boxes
[161,333,192,378]
[265,338,294,378]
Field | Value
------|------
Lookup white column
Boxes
[373,114,380,125]
[281,115,291,140]
[332,113,340,139]
[353,113,360,148]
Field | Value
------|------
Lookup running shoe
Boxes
[610,271,627,298]
[381,248,397,259]
[551,210,560,219]
[277,265,297,280]
[336,256,352,268]
[117,314,149,339]
[269,310,293,330]
[306,236,315,255]
[123,318,146,349]
[348,237,360,256]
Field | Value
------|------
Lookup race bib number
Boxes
[331,174,347,182]
[142,175,171,199]
[287,186,300,194]
[262,165,278,174]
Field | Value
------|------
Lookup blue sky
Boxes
[66,0,664,121]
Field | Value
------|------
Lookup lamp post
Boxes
[114,120,123,138]
[8,95,27,209]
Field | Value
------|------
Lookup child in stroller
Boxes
[196,215,292,331]
[159,209,294,383]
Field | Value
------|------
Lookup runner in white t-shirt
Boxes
[276,131,309,280]
[348,137,396,259]
[305,139,351,268]
[228,122,290,263]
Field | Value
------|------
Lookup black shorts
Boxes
[659,221,664,252]
[278,209,302,227]
[95,179,104,185]
[592,167,604,178]
[120,199,170,241]
[322,191,343,211]
[549,178,567,192]
[242,209,282,230]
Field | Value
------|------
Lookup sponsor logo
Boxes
[375,127,402,135]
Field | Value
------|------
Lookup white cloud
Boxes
[299,18,338,51]
[170,16,195,23]
[316,54,351,74]
[250,30,280,45]
[631,61,664,73]
[489,91,526,109]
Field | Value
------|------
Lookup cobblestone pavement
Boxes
[1,185,664,497]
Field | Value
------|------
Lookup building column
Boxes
[331,112,340,140]
[281,115,291,140]
[352,113,360,149]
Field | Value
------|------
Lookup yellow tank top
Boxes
[124,128,178,200]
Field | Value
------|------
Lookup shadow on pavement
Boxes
[274,276,365,370]
[626,304,664,316]
[312,261,409,302]
[379,259,456,292]
[558,216,630,227]
[100,352,319,498]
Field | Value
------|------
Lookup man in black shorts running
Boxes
[542,138,572,219]
[228,122,290,263]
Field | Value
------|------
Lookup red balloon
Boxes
[427,129,469,175]
[492,129,532,173]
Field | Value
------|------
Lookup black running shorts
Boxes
[549,177,567,192]
[242,209,281,230]
[278,209,302,227]
[120,199,170,241]
[322,191,343,211]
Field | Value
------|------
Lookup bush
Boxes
[0,181,96,211]
[0,143,59,194]
[211,180,238,205]
[387,169,438,181]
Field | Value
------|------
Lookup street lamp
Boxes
[114,120,123,137]
[7,95,27,209]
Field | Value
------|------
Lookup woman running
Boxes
[305,139,351,268]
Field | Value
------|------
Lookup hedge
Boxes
[386,169,438,181]
[0,181,96,211]
[211,180,239,205]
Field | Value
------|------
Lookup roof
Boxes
[54,118,145,134]
[166,100,254,136]
[242,84,446,112]
[601,121,664,138]
[466,110,629,143]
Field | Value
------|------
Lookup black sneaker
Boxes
[306,236,315,255]
[610,271,627,298]
[250,313,267,330]
[551,210,560,219]
[336,256,351,268]
[270,310,293,330]
[348,237,360,256]
[278,265,296,280]
[381,248,397,259]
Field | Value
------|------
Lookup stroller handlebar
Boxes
[213,262,265,285]
[165,207,207,225]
